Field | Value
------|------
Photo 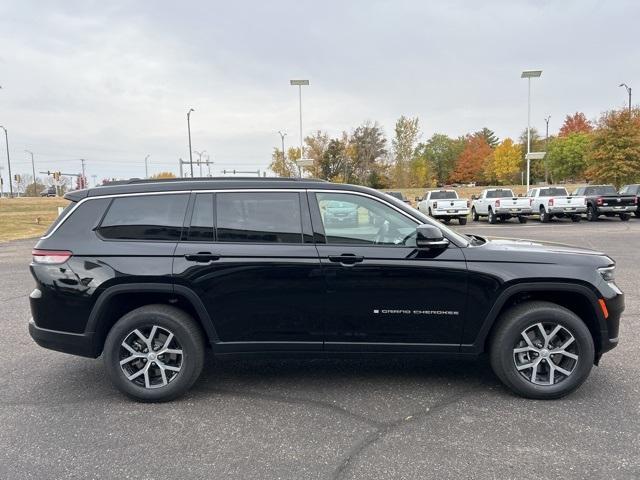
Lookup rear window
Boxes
[216,192,303,243]
[585,186,617,196]
[43,202,76,237]
[539,188,568,197]
[430,191,457,200]
[386,192,405,200]
[486,189,514,199]
[98,194,189,241]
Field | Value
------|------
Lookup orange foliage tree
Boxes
[449,135,492,183]
[558,112,593,137]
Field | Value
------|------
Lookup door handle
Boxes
[184,252,220,263]
[328,254,364,266]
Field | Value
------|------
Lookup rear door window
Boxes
[188,193,215,241]
[98,194,189,241]
[216,192,303,243]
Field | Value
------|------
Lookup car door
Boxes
[309,190,468,352]
[173,190,325,352]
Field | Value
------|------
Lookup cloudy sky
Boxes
[0,0,638,183]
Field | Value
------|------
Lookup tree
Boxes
[150,171,176,179]
[450,135,492,183]
[349,121,387,186]
[587,109,640,188]
[415,134,464,186]
[269,147,298,177]
[319,136,349,182]
[304,130,330,178]
[490,138,522,184]
[476,127,499,148]
[546,133,591,182]
[519,127,545,182]
[24,176,46,196]
[558,112,593,137]
[392,116,420,187]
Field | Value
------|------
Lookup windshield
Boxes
[430,191,458,200]
[586,186,617,196]
[486,189,514,198]
[539,187,568,196]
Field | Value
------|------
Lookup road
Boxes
[1,218,639,479]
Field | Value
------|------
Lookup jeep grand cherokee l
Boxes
[29,178,623,402]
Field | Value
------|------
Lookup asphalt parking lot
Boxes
[1,218,639,479]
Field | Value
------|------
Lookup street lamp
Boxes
[187,108,195,177]
[0,126,12,197]
[619,83,632,114]
[290,79,309,176]
[25,150,36,196]
[145,154,150,178]
[521,70,542,192]
[277,130,287,174]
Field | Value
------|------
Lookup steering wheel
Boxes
[374,220,403,245]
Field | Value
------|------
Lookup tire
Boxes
[586,205,597,222]
[443,218,451,224]
[428,208,433,217]
[472,207,479,222]
[104,304,205,402]
[489,301,594,400]
[635,209,640,218]
[620,213,631,221]
[458,216,467,225]
[488,208,497,224]
[539,206,550,223]
[518,216,527,224]
[571,215,581,223]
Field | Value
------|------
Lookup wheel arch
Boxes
[86,283,219,356]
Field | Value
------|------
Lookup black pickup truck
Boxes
[572,185,637,221]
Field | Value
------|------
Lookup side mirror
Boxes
[416,224,449,250]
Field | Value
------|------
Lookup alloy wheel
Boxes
[513,322,579,386]
[119,325,183,389]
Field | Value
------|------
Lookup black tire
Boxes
[539,206,550,223]
[428,208,433,217]
[586,205,597,222]
[458,216,467,225]
[104,304,205,402]
[489,301,594,400]
[518,216,527,224]
[472,207,479,222]
[488,208,497,224]
[571,215,581,222]
[443,218,451,224]
[620,213,631,221]
[635,209,640,218]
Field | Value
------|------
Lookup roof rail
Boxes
[103,177,328,185]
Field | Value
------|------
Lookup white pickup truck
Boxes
[416,190,469,225]
[471,188,533,224]
[527,186,587,223]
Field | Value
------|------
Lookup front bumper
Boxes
[597,285,624,357]
[495,207,533,215]
[29,319,98,358]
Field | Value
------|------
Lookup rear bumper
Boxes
[597,206,635,213]
[28,319,98,358]
[432,209,469,217]
[495,207,533,215]
[549,206,587,214]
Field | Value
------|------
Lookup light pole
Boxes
[187,108,195,177]
[0,126,13,197]
[521,70,542,192]
[290,79,309,177]
[277,130,287,175]
[25,150,36,196]
[544,115,551,184]
[145,154,150,178]
[619,83,632,114]
[193,150,207,177]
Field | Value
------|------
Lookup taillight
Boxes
[466,200,470,208]
[596,196,603,206]
[635,196,638,205]
[32,249,72,264]
[549,198,554,206]
[433,201,438,208]
[495,199,501,207]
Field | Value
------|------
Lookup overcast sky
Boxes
[0,0,638,183]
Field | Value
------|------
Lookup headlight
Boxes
[598,266,615,282]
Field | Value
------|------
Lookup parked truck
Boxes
[572,185,637,221]
[417,189,470,225]
[471,188,532,224]
[527,186,587,223]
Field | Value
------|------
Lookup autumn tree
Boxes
[392,116,420,187]
[415,134,464,186]
[450,135,492,183]
[269,147,298,177]
[304,130,330,178]
[349,121,387,186]
[546,133,591,182]
[587,109,640,187]
[558,112,593,137]
[490,138,521,184]
[319,136,349,181]
[476,127,499,148]
[150,171,176,179]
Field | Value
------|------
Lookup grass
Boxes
[0,197,70,242]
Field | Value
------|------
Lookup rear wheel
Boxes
[472,207,479,221]
[586,205,597,222]
[635,209,640,218]
[571,215,581,222]
[539,206,550,223]
[104,304,205,402]
[620,213,631,221]
[518,216,527,224]
[489,301,594,399]
[458,216,467,225]
[488,208,497,224]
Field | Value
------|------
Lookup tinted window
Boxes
[539,188,569,196]
[98,194,189,241]
[216,192,302,243]
[317,192,417,246]
[486,189,514,198]
[188,193,214,241]
[43,201,76,236]
[585,186,617,196]
[429,191,457,200]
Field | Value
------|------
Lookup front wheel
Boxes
[489,301,594,399]
[458,216,467,225]
[104,304,205,402]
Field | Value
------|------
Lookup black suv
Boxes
[29,178,623,402]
